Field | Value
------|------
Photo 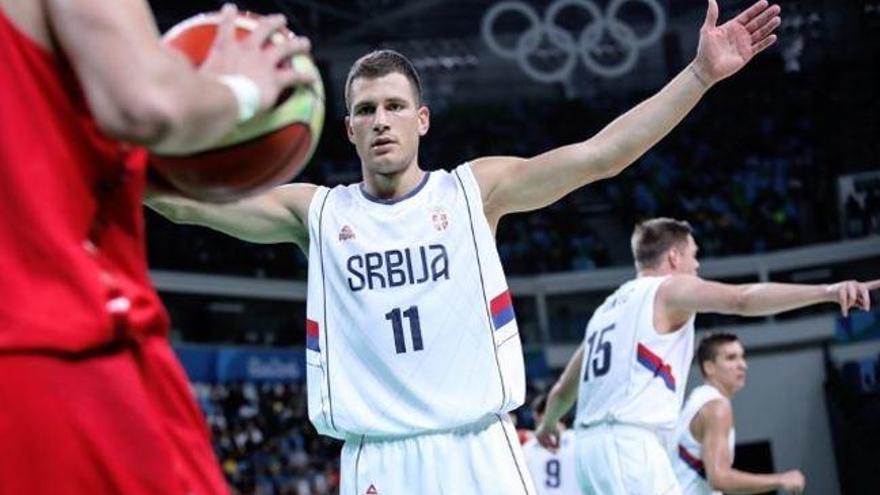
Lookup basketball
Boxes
[150,11,325,202]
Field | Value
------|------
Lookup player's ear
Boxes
[345,116,355,143]
[704,358,718,377]
[417,105,430,136]
[667,248,680,270]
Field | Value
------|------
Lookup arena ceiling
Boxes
[147,0,855,107]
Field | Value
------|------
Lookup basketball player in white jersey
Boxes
[536,218,877,495]
[146,2,784,492]
[523,395,580,495]
[671,333,805,495]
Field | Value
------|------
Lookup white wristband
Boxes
[217,74,261,123]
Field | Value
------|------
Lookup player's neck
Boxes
[362,163,425,200]
[638,267,674,278]
[706,378,735,398]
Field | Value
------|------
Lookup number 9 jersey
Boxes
[574,276,695,431]
[304,164,525,438]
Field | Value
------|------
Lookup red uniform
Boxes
[0,9,227,494]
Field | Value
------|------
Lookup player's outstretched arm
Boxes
[658,275,879,318]
[46,0,310,154]
[700,400,805,494]
[472,0,781,222]
[536,344,584,452]
[145,183,315,251]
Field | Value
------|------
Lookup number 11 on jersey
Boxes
[385,306,423,354]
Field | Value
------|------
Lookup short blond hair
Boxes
[631,217,693,270]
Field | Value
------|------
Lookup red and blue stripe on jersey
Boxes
[636,343,676,391]
[678,445,707,479]
[490,290,516,331]
[306,319,320,351]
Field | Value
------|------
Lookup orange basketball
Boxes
[150,12,324,202]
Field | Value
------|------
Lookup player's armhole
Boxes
[459,161,504,231]
[304,185,329,225]
[653,276,695,335]
[693,397,731,443]
[301,186,331,256]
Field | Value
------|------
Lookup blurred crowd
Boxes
[195,382,341,495]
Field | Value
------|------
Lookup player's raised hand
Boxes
[535,421,560,453]
[826,279,880,317]
[778,469,805,494]
[691,0,781,86]
[200,4,314,113]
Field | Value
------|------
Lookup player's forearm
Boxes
[144,189,213,226]
[46,0,241,154]
[543,381,578,428]
[86,50,241,153]
[145,187,305,245]
[135,74,241,155]
[144,189,254,238]
[709,468,787,494]
[734,283,830,316]
[542,346,585,426]
[584,63,708,177]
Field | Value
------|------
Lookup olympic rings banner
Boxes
[481,0,667,82]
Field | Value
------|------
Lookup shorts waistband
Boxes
[346,414,504,444]
[576,420,658,434]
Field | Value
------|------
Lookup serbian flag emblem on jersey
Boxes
[490,290,516,331]
[306,319,320,351]
[636,343,676,391]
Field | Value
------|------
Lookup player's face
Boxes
[672,235,700,275]
[346,73,430,177]
[710,341,748,393]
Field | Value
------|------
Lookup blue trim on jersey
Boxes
[454,167,509,408]
[359,171,431,205]
[316,189,336,432]
[492,306,516,330]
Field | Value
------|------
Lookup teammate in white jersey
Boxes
[523,395,580,495]
[536,218,877,495]
[672,333,805,495]
[146,2,784,492]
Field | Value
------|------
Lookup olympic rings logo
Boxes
[481,0,667,82]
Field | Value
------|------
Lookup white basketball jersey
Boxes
[671,385,735,495]
[574,276,695,431]
[305,164,525,439]
[522,430,579,495]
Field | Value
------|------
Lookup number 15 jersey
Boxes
[305,164,525,439]
[575,276,695,431]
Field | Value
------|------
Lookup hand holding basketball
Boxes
[200,4,313,112]
[150,6,325,202]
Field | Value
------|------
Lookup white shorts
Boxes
[340,414,537,495]
[575,423,682,495]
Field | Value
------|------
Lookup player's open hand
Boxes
[201,4,314,113]
[535,421,560,453]
[778,469,805,494]
[691,0,781,86]
[826,279,880,317]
